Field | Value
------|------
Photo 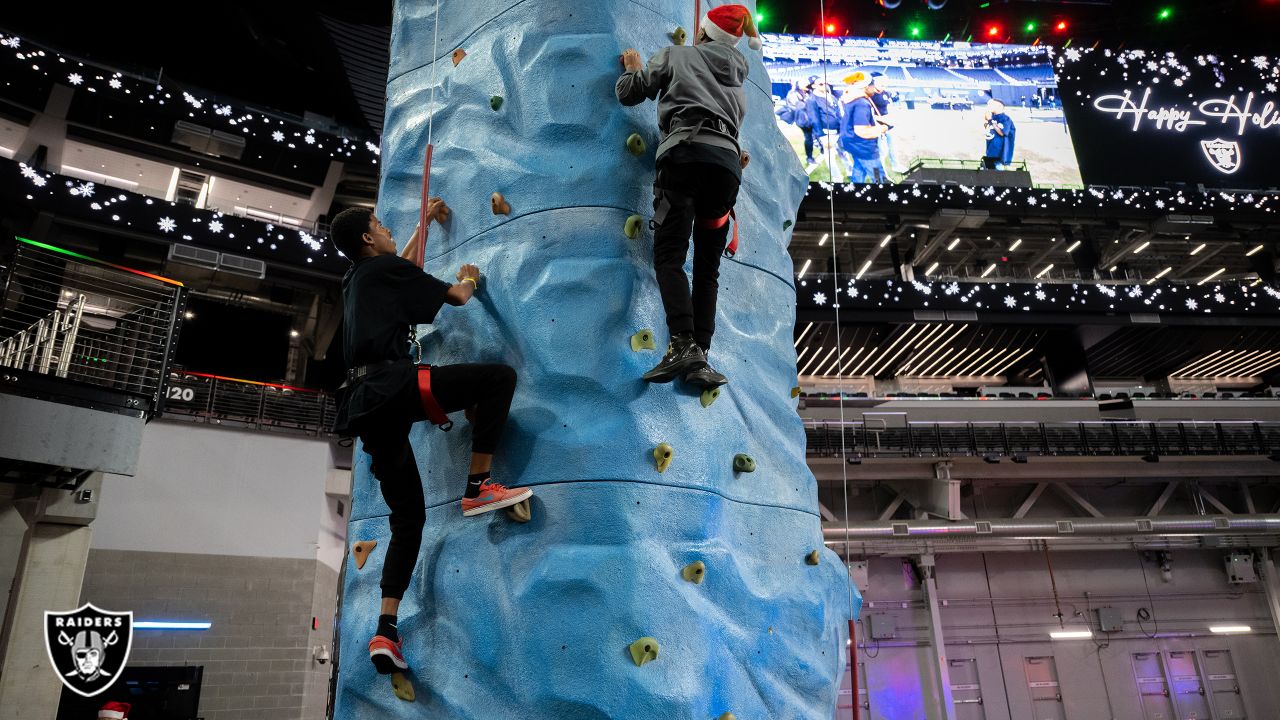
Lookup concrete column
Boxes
[0,521,93,720]
[920,554,957,720]
[305,160,346,224]
[1259,549,1280,648]
[16,84,74,171]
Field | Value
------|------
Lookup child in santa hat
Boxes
[98,701,130,720]
[616,4,759,389]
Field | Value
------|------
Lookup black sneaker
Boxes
[684,364,728,388]
[643,335,707,383]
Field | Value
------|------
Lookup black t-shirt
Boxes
[333,254,451,433]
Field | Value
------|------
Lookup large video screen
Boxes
[762,34,1084,188]
[1056,48,1280,188]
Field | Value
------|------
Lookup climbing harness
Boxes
[415,365,454,431]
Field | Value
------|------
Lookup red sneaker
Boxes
[369,634,407,675]
[461,480,533,517]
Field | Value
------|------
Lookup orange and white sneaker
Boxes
[461,480,533,517]
[369,634,408,675]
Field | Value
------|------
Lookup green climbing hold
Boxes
[653,443,674,473]
[490,95,504,111]
[806,550,821,566]
[390,671,415,701]
[626,133,647,156]
[733,454,756,473]
[628,637,660,666]
[624,214,644,239]
[681,560,706,584]
[670,26,688,45]
[700,386,721,408]
[783,219,793,230]
[631,329,656,352]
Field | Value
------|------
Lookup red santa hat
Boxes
[702,4,763,50]
[98,702,131,720]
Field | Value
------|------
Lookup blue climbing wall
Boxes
[334,1,861,718]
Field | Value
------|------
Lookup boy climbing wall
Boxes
[329,202,532,675]
[615,3,759,388]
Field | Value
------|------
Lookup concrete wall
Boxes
[75,420,342,720]
[841,549,1280,720]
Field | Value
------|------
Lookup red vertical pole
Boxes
[415,143,434,269]
[849,619,860,720]
[694,0,701,37]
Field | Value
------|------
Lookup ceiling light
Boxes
[1190,242,1206,255]
[819,233,829,246]
[1049,629,1093,639]
[1009,239,1022,251]
[881,234,892,248]
[925,262,940,276]
[1147,266,1173,285]
[1198,268,1226,285]
[1133,241,1150,254]
[290,330,300,338]
[1036,264,1054,278]
[798,259,812,279]
[1209,625,1252,634]
[981,263,997,278]
[1066,240,1081,253]
[947,238,961,251]
[1245,244,1265,257]
[856,259,872,279]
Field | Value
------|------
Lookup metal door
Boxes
[1022,656,1066,720]
[1201,650,1246,719]
[949,656,985,719]
[1132,652,1175,720]
[1166,650,1213,720]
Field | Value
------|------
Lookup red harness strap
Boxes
[415,365,453,430]
[699,210,739,258]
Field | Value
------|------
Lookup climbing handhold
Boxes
[733,454,756,473]
[352,540,377,570]
[628,637,660,666]
[624,214,644,239]
[451,48,466,66]
[791,386,802,398]
[491,192,511,215]
[806,550,821,566]
[630,329,656,352]
[626,133,647,156]
[700,387,721,408]
[783,219,793,230]
[681,561,706,584]
[670,26,688,45]
[490,95,504,111]
[718,714,737,720]
[506,499,532,523]
[653,443,673,473]
[390,672,415,701]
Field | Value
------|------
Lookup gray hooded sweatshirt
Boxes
[615,39,748,163]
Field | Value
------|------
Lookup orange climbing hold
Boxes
[352,540,378,570]
[491,192,511,215]
[451,48,466,66]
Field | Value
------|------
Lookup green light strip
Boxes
[18,237,184,287]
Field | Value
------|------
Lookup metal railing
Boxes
[160,371,337,436]
[805,419,1280,459]
[0,237,186,412]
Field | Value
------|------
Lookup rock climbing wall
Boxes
[334,1,861,718]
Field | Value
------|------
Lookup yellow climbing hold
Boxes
[718,714,737,720]
[626,133,647,156]
[624,214,644,239]
[682,560,706,584]
[806,550,821,566]
[631,329,656,352]
[653,443,674,473]
[628,637,660,666]
[791,386,802,398]
[352,540,377,570]
[670,26,688,45]
[506,499,532,523]
[391,672,415,702]
[451,48,466,66]
[733,454,756,473]
[700,386,721,408]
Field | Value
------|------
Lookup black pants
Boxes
[358,363,516,600]
[651,161,741,351]
[803,125,822,161]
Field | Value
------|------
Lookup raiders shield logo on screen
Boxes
[44,604,133,697]
[1200,139,1242,175]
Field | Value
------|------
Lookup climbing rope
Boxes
[409,0,445,362]
[817,0,859,716]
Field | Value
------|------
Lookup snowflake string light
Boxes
[1185,298,1198,310]
[271,130,285,142]
[70,181,95,197]
[208,220,224,233]
[67,72,82,85]
[1003,295,1017,308]
[108,77,121,89]
[1215,293,1226,303]
[304,134,316,145]
[813,292,827,306]
[1254,56,1271,70]
[944,282,961,296]
[157,217,176,233]
[215,104,233,116]
[1035,290,1046,300]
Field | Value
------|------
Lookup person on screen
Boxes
[776,80,806,126]
[869,72,904,174]
[804,77,838,168]
[839,72,887,183]
[982,99,1016,170]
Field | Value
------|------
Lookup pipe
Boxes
[823,514,1280,541]
[848,619,859,720]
